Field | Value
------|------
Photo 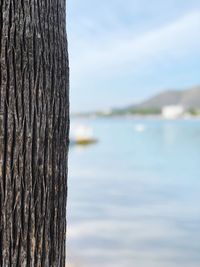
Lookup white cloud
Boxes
[70,11,200,85]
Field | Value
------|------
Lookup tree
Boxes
[0,1,69,266]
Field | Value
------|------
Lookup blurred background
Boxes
[67,1,200,267]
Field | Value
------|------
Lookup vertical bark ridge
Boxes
[0,1,69,266]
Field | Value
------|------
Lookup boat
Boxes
[134,124,146,132]
[70,125,98,146]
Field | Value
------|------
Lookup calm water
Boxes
[67,118,200,267]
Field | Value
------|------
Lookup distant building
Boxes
[101,109,112,116]
[162,105,184,119]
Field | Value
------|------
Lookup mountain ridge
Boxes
[130,86,200,111]
[73,86,200,117]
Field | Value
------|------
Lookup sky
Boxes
[67,0,200,112]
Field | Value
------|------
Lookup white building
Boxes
[162,105,184,119]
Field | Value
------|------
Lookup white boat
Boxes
[70,125,98,145]
[134,124,146,132]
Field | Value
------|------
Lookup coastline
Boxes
[71,114,200,121]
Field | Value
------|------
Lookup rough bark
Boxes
[0,1,69,266]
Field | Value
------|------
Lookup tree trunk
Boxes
[0,1,69,266]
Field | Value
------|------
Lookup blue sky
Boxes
[67,0,200,112]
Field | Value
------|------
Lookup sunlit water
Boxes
[67,118,200,267]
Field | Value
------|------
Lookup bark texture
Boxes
[0,1,69,266]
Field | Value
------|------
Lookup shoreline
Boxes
[71,114,200,121]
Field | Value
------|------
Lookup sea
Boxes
[67,118,200,267]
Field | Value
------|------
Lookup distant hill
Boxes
[132,86,200,110]
[73,86,200,117]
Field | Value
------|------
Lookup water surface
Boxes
[68,118,200,267]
